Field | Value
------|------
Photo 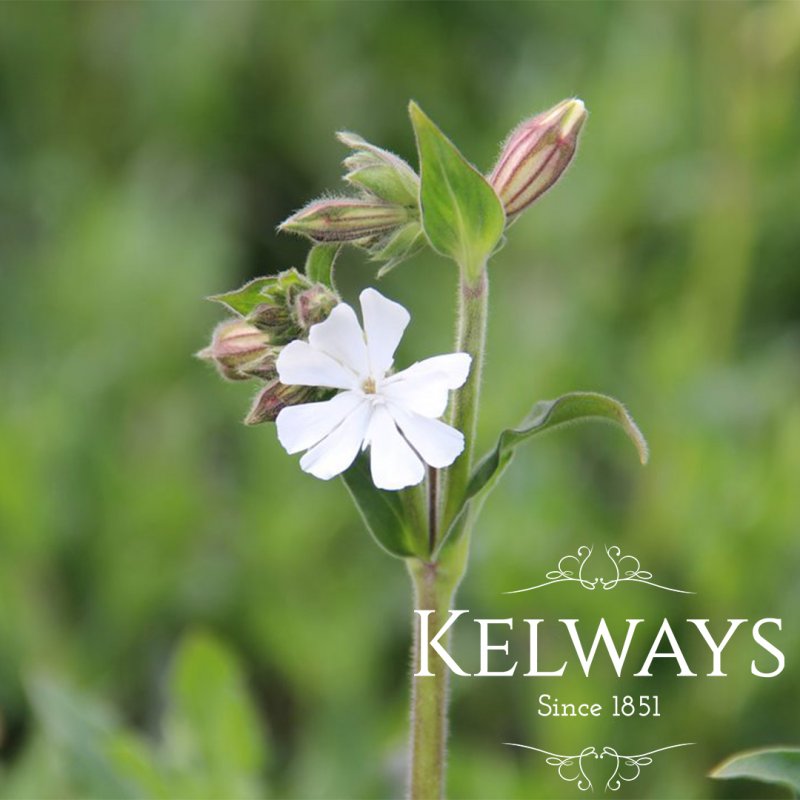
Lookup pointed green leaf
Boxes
[209,270,307,318]
[305,243,340,288]
[208,277,277,317]
[341,454,424,558]
[711,748,800,794]
[438,392,647,554]
[409,101,505,281]
[468,391,648,501]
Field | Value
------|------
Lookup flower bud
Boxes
[236,346,281,381]
[244,380,331,425]
[197,319,272,381]
[233,270,339,345]
[279,198,412,245]
[294,284,339,330]
[337,131,419,207]
[489,98,587,219]
[247,303,294,339]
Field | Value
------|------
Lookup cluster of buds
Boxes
[201,99,587,418]
[280,132,424,274]
[198,269,339,423]
[488,98,587,219]
[279,100,586,267]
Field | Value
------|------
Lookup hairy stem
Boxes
[401,482,429,554]
[443,267,489,533]
[427,466,439,555]
[406,266,489,798]
[407,534,469,800]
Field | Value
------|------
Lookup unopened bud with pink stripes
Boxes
[489,98,587,219]
[197,319,273,382]
[279,198,412,245]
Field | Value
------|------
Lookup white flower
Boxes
[275,288,471,491]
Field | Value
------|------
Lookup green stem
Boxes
[406,264,489,798]
[442,267,489,535]
[427,466,439,555]
[407,534,470,799]
[401,482,429,554]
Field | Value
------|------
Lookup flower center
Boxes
[362,377,377,394]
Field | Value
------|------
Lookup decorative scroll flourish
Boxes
[504,545,693,595]
[504,742,694,793]
[504,745,598,792]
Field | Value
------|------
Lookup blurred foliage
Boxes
[1,2,799,798]
[0,631,267,799]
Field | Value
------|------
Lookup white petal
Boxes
[298,400,372,480]
[387,353,471,388]
[364,404,425,491]
[381,372,452,418]
[389,405,465,469]
[308,302,369,378]
[277,340,359,390]
[359,288,410,377]
[382,352,472,418]
[275,391,365,454]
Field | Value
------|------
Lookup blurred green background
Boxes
[1,2,799,798]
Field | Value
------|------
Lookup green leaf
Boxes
[409,101,505,281]
[209,270,308,317]
[438,392,647,554]
[711,748,800,794]
[208,277,277,316]
[468,392,648,501]
[165,630,266,799]
[305,243,340,288]
[19,636,270,800]
[341,454,424,558]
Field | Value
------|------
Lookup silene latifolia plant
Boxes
[199,98,649,799]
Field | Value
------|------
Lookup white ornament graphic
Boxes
[504,742,694,793]
[505,545,693,595]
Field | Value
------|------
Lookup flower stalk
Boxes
[407,260,490,799]
[442,266,489,537]
[408,531,471,799]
